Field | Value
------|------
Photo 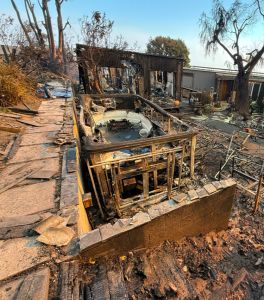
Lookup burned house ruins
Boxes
[76,45,184,98]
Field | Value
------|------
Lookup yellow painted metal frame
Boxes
[72,104,92,234]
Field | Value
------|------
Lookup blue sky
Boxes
[1,0,264,71]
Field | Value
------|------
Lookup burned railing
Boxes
[85,131,197,217]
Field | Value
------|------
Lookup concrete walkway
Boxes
[0,96,78,298]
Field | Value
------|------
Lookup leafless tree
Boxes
[10,0,33,47]
[9,0,70,74]
[200,0,264,118]
[80,11,128,93]
[24,0,45,47]
[55,0,70,73]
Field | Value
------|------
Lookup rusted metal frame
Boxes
[88,146,183,168]
[117,161,168,180]
[102,163,112,195]
[111,164,122,215]
[119,189,169,210]
[178,142,186,189]
[167,151,176,199]
[85,93,189,127]
[190,135,197,178]
[117,163,124,193]
[142,158,149,199]
[91,154,111,209]
[166,153,172,198]
[85,131,196,154]
[152,144,158,189]
[86,160,105,219]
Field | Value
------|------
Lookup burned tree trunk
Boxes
[55,0,67,73]
[91,66,103,94]
[25,0,45,48]
[41,0,56,64]
[235,73,250,118]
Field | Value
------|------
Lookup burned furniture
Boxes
[76,45,184,99]
[79,94,197,217]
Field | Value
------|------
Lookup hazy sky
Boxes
[1,0,264,71]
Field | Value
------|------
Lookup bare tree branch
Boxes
[10,0,32,46]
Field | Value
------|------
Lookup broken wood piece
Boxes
[4,133,22,161]
[226,132,235,160]
[21,99,35,112]
[0,167,41,194]
[58,261,79,300]
[0,126,21,133]
[241,133,251,148]
[253,162,264,213]
[1,137,15,159]
[0,112,21,119]
[17,119,43,127]
[28,169,57,180]
[8,107,38,115]
[233,169,257,181]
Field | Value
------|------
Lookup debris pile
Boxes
[78,118,264,300]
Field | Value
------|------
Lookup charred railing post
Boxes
[151,144,158,190]
[190,135,196,178]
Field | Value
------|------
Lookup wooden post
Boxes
[190,135,196,178]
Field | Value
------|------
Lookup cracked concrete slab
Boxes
[25,125,62,133]
[0,158,59,182]
[0,180,56,218]
[8,144,59,164]
[0,238,50,281]
[20,131,58,146]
